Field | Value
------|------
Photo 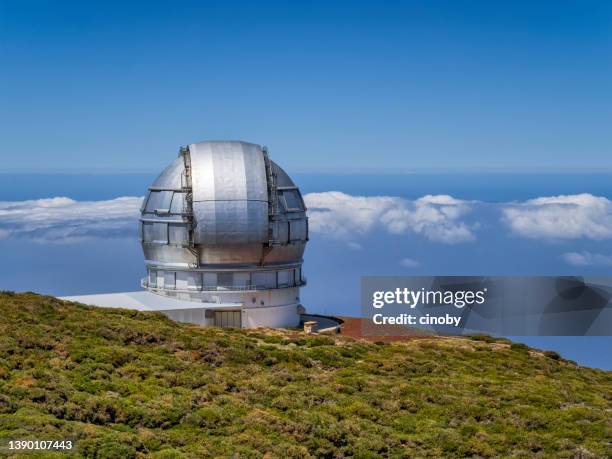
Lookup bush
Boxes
[0,292,609,458]
[510,342,529,352]
[544,350,561,360]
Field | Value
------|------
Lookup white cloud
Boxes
[0,196,143,243]
[3,192,611,249]
[399,257,420,268]
[304,192,475,244]
[346,241,363,251]
[502,193,612,240]
[562,251,612,267]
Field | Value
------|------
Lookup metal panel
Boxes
[168,223,189,245]
[151,157,184,190]
[164,272,176,289]
[142,244,197,266]
[192,200,268,244]
[148,269,157,287]
[289,220,307,241]
[189,141,268,245]
[143,222,169,244]
[272,220,289,243]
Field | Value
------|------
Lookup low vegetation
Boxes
[0,292,610,458]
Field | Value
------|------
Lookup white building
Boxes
[64,140,309,328]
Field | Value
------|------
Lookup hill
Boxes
[0,292,610,458]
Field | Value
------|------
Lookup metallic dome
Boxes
[139,141,308,302]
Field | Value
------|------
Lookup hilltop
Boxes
[0,292,609,458]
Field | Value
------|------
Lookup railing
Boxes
[141,277,307,293]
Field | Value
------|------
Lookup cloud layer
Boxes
[502,194,612,240]
[1,193,611,250]
[304,192,476,244]
[0,196,142,243]
[562,251,612,267]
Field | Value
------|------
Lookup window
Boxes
[145,191,172,214]
[252,272,277,289]
[217,272,233,288]
[203,273,217,288]
[170,192,184,214]
[282,190,303,211]
[278,270,294,287]
[234,272,250,288]
[176,271,202,290]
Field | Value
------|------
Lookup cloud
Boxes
[3,192,611,249]
[399,257,420,268]
[0,192,475,245]
[304,192,475,244]
[346,241,363,251]
[502,194,612,240]
[562,251,612,267]
[0,196,143,243]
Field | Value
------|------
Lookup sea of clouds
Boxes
[1,192,611,266]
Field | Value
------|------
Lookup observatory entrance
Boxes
[213,310,242,328]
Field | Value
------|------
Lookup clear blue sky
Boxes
[1,0,611,173]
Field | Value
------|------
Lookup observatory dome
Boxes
[139,140,308,328]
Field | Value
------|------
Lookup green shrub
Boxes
[0,292,609,458]
[544,350,561,360]
[510,343,529,352]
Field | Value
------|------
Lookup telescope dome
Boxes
[139,140,308,311]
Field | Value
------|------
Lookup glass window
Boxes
[203,273,217,288]
[176,271,201,290]
[252,272,277,289]
[145,191,172,213]
[278,270,293,287]
[282,190,302,211]
[170,192,184,214]
[217,272,233,288]
[234,272,250,288]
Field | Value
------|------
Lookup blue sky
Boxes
[1,0,612,172]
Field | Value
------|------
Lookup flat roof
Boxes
[61,291,243,312]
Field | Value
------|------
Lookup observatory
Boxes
[64,140,309,329]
